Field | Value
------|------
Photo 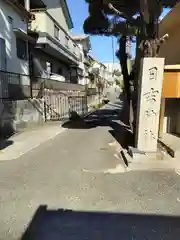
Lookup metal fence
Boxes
[0,71,98,121]
[0,71,31,100]
[0,71,87,100]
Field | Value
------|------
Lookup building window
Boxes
[54,25,60,40]
[65,36,69,48]
[16,38,27,60]
[57,67,62,75]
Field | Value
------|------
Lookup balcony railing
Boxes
[0,71,86,100]
[29,9,81,62]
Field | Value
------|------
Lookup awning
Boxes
[13,28,36,43]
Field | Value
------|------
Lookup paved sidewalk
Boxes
[0,123,65,161]
[0,96,103,161]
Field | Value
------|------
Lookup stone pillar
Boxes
[135,58,165,152]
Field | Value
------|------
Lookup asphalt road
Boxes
[1,90,180,239]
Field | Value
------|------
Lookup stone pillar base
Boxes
[126,146,164,163]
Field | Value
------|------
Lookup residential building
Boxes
[72,35,91,85]
[104,63,120,74]
[158,2,180,137]
[0,0,32,75]
[25,0,82,83]
[87,55,108,90]
[0,0,39,100]
[99,62,107,86]
[104,63,122,86]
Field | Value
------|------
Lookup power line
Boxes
[111,36,115,64]
[111,36,115,74]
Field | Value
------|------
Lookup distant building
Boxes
[87,54,110,89]
[104,63,122,86]
[72,35,91,53]
[72,35,91,85]
[104,63,121,74]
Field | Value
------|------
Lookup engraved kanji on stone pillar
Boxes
[135,58,165,152]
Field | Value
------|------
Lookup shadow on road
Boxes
[21,205,180,240]
[62,100,134,149]
[0,139,13,150]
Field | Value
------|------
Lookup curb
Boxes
[158,139,175,158]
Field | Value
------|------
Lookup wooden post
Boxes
[158,98,165,139]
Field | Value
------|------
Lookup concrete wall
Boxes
[0,99,44,138]
[0,0,29,75]
[42,0,70,32]
[30,10,80,61]
[30,11,47,33]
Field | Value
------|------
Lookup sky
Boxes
[67,0,171,64]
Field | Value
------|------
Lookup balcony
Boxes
[17,0,46,9]
[29,9,80,65]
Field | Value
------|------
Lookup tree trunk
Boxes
[119,35,131,106]
[132,5,162,136]
[118,35,134,129]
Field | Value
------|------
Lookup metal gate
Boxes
[68,95,88,118]
[44,89,88,121]
[44,89,69,120]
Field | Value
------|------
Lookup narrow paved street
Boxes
[1,90,180,239]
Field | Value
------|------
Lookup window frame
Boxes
[16,38,28,61]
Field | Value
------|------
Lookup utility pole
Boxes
[126,36,132,75]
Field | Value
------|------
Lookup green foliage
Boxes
[91,102,105,109]
[115,78,124,89]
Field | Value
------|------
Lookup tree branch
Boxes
[108,3,140,28]
[108,3,126,17]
